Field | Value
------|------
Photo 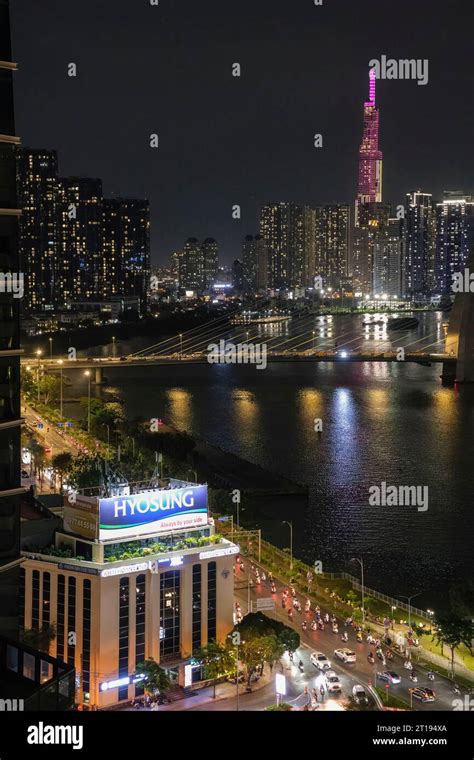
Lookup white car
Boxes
[378,670,401,684]
[352,684,369,704]
[310,651,331,670]
[324,670,342,693]
[334,647,356,664]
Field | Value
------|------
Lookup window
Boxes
[42,571,50,628]
[160,571,180,658]
[82,580,91,697]
[57,575,65,660]
[135,574,146,697]
[31,570,40,630]
[192,564,202,652]
[23,652,35,681]
[67,577,76,666]
[19,566,25,629]
[118,576,129,701]
[207,562,217,642]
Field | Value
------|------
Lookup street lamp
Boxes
[57,360,64,417]
[283,520,293,571]
[49,336,53,359]
[179,333,183,358]
[35,350,42,403]
[312,330,315,349]
[84,371,91,433]
[427,609,435,634]
[397,592,422,632]
[351,557,365,624]
[112,335,116,358]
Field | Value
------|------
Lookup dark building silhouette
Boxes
[0,0,23,638]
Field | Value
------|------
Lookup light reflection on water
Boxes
[82,313,473,609]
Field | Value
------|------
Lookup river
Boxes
[72,311,474,611]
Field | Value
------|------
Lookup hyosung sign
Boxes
[99,485,208,541]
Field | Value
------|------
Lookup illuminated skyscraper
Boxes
[356,68,383,224]
[405,191,436,298]
[16,149,59,311]
[178,237,204,291]
[435,193,474,294]
[201,237,219,290]
[316,205,350,289]
[102,198,150,311]
[242,235,268,292]
[259,202,313,290]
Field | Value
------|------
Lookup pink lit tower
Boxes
[355,67,383,224]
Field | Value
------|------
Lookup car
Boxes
[310,652,331,670]
[334,648,356,664]
[378,670,401,684]
[324,670,342,693]
[352,684,369,704]
[411,687,436,703]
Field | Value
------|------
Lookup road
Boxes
[234,561,469,712]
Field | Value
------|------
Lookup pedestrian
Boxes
[312,688,318,703]
[320,684,325,700]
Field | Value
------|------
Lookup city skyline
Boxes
[10,0,473,265]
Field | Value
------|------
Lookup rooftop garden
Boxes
[26,533,225,564]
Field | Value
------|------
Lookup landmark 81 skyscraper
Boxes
[356,67,383,223]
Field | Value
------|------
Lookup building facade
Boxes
[435,193,474,295]
[404,191,436,299]
[20,481,236,708]
[0,0,24,639]
[355,67,383,224]
[16,149,59,311]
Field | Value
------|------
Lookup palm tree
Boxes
[192,639,236,698]
[432,614,474,678]
[134,658,171,697]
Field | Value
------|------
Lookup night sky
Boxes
[10,0,473,265]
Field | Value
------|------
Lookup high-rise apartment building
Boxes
[352,202,390,295]
[201,237,219,290]
[17,150,150,312]
[242,235,268,292]
[373,217,403,297]
[404,191,436,299]
[58,177,103,305]
[102,198,150,310]
[259,202,314,290]
[16,149,59,311]
[435,193,474,294]
[0,0,24,638]
[316,205,350,289]
[178,238,203,291]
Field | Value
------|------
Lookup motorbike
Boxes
[409,672,418,683]
[403,660,413,671]
[427,672,435,682]
[332,624,339,634]
[298,661,304,673]
[324,614,330,624]
[311,621,317,631]
[302,621,307,631]
[341,632,349,642]
[367,653,375,664]
[356,632,363,642]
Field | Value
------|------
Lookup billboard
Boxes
[63,496,99,540]
[98,485,208,541]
